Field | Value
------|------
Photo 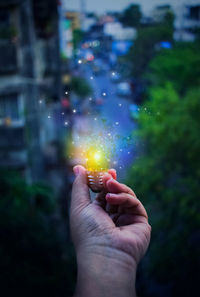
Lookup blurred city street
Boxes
[70,58,136,179]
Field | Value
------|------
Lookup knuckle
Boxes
[147,223,152,233]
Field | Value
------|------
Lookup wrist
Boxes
[74,245,137,297]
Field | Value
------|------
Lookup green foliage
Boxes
[127,84,200,295]
[120,4,142,28]
[147,43,200,94]
[73,29,83,52]
[126,13,174,78]
[71,76,92,98]
[0,170,76,297]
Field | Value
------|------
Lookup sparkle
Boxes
[64,121,69,126]
[120,149,123,152]
[73,109,77,113]
[39,100,42,104]
[94,117,97,121]
[89,97,92,101]
[65,91,68,95]
[128,151,130,154]
[102,92,106,96]
[112,72,115,76]
[115,122,119,125]
[78,59,82,64]
[118,103,122,107]
[113,161,117,165]
[48,115,51,119]
[62,112,65,115]
[107,133,111,137]
[90,76,94,80]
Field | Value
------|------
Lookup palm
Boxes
[79,201,150,262]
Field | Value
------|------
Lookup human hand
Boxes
[70,165,151,297]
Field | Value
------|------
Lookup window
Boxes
[0,93,20,120]
[189,6,200,20]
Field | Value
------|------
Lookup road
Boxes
[72,62,136,181]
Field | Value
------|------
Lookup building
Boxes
[0,0,61,182]
[65,11,81,30]
[174,2,200,41]
[151,4,172,23]
[104,22,137,41]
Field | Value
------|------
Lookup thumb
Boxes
[71,165,90,212]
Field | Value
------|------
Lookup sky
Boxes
[64,0,198,15]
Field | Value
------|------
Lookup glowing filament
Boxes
[85,147,108,171]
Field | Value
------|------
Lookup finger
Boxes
[105,170,118,213]
[106,202,118,214]
[95,170,117,211]
[106,178,135,196]
[102,172,114,189]
[105,192,148,219]
[108,168,117,180]
[71,165,90,212]
[95,173,113,208]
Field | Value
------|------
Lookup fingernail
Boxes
[106,193,111,199]
[73,166,80,176]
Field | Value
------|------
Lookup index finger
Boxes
[105,192,148,220]
[105,178,135,196]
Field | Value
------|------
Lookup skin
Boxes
[70,165,151,297]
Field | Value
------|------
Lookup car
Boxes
[110,71,121,83]
[129,104,140,120]
[116,82,131,97]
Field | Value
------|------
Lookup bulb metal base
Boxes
[87,171,105,193]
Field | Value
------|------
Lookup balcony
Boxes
[184,18,200,29]
[0,127,25,149]
[0,42,17,74]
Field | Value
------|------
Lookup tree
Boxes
[0,170,76,297]
[147,43,200,95]
[73,29,83,53]
[125,12,174,79]
[127,82,200,296]
[120,4,142,28]
[71,76,92,98]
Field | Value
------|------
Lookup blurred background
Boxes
[0,0,200,296]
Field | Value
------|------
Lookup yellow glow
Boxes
[85,147,108,171]
[94,152,101,161]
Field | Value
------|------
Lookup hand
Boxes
[70,165,151,297]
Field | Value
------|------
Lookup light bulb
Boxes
[85,147,109,193]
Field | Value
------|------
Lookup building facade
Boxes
[0,0,61,182]
[174,2,200,41]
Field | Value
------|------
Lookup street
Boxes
[72,61,136,180]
